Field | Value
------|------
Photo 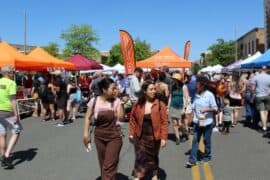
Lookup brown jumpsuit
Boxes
[94,107,123,180]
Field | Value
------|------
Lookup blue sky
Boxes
[0,0,264,61]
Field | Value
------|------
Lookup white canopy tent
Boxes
[199,64,223,74]
[112,63,125,73]
[211,64,223,73]
[80,64,113,74]
[101,64,113,71]
[199,66,213,73]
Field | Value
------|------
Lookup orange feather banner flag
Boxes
[182,40,191,80]
[184,40,191,60]
[119,30,136,75]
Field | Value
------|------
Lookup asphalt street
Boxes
[1,112,270,180]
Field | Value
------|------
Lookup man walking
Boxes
[252,66,270,134]
[0,65,22,169]
[186,76,218,167]
[127,67,143,102]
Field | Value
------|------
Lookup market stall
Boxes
[136,47,192,68]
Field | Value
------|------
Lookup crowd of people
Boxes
[0,64,270,179]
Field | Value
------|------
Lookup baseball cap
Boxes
[1,65,15,73]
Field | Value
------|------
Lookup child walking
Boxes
[222,98,233,134]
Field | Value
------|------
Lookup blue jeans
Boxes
[245,92,255,118]
[189,123,213,163]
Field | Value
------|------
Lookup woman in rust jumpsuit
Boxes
[129,81,168,180]
[83,78,124,180]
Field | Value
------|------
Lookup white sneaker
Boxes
[116,120,124,126]
[213,127,219,132]
[55,123,64,127]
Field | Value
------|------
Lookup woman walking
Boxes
[168,73,189,145]
[129,81,168,180]
[228,75,242,126]
[83,78,124,180]
[155,72,170,105]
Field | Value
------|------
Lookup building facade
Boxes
[265,0,270,50]
[10,43,36,54]
[236,28,265,59]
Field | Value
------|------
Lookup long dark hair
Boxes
[137,80,156,106]
[98,78,114,95]
[172,79,183,90]
[158,72,166,82]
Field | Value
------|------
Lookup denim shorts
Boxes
[0,111,23,135]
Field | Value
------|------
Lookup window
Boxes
[248,42,251,54]
[244,44,247,57]
[252,41,254,54]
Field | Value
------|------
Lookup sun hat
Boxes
[172,73,182,81]
[186,70,193,76]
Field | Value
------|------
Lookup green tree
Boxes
[42,42,60,58]
[204,39,235,66]
[134,38,151,61]
[61,24,100,59]
[107,43,123,66]
[107,38,151,66]
[192,63,202,74]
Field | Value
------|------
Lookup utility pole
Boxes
[24,11,27,54]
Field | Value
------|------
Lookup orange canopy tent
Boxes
[136,47,192,68]
[28,47,77,71]
[0,41,50,71]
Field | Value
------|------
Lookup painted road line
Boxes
[189,135,201,180]
[192,165,201,180]
[198,136,215,180]
[203,162,214,180]
[199,137,205,153]
[189,134,215,180]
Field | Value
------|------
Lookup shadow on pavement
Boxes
[96,173,129,180]
[239,119,260,130]
[184,149,205,161]
[157,167,167,180]
[142,167,167,180]
[168,133,176,142]
[11,148,38,166]
[185,149,191,156]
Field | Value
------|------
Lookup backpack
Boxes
[75,88,82,103]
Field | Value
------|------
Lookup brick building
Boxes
[236,28,265,59]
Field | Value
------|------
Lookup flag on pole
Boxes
[183,40,191,80]
[119,30,136,75]
[184,40,191,60]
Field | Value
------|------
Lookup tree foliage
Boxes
[107,38,151,66]
[204,39,235,66]
[134,38,151,61]
[107,43,123,65]
[42,42,60,58]
[192,63,202,74]
[60,24,100,59]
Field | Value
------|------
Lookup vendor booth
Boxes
[28,47,77,71]
[66,54,102,70]
[136,47,192,68]
[0,42,51,70]
[238,52,262,68]
[241,50,270,69]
